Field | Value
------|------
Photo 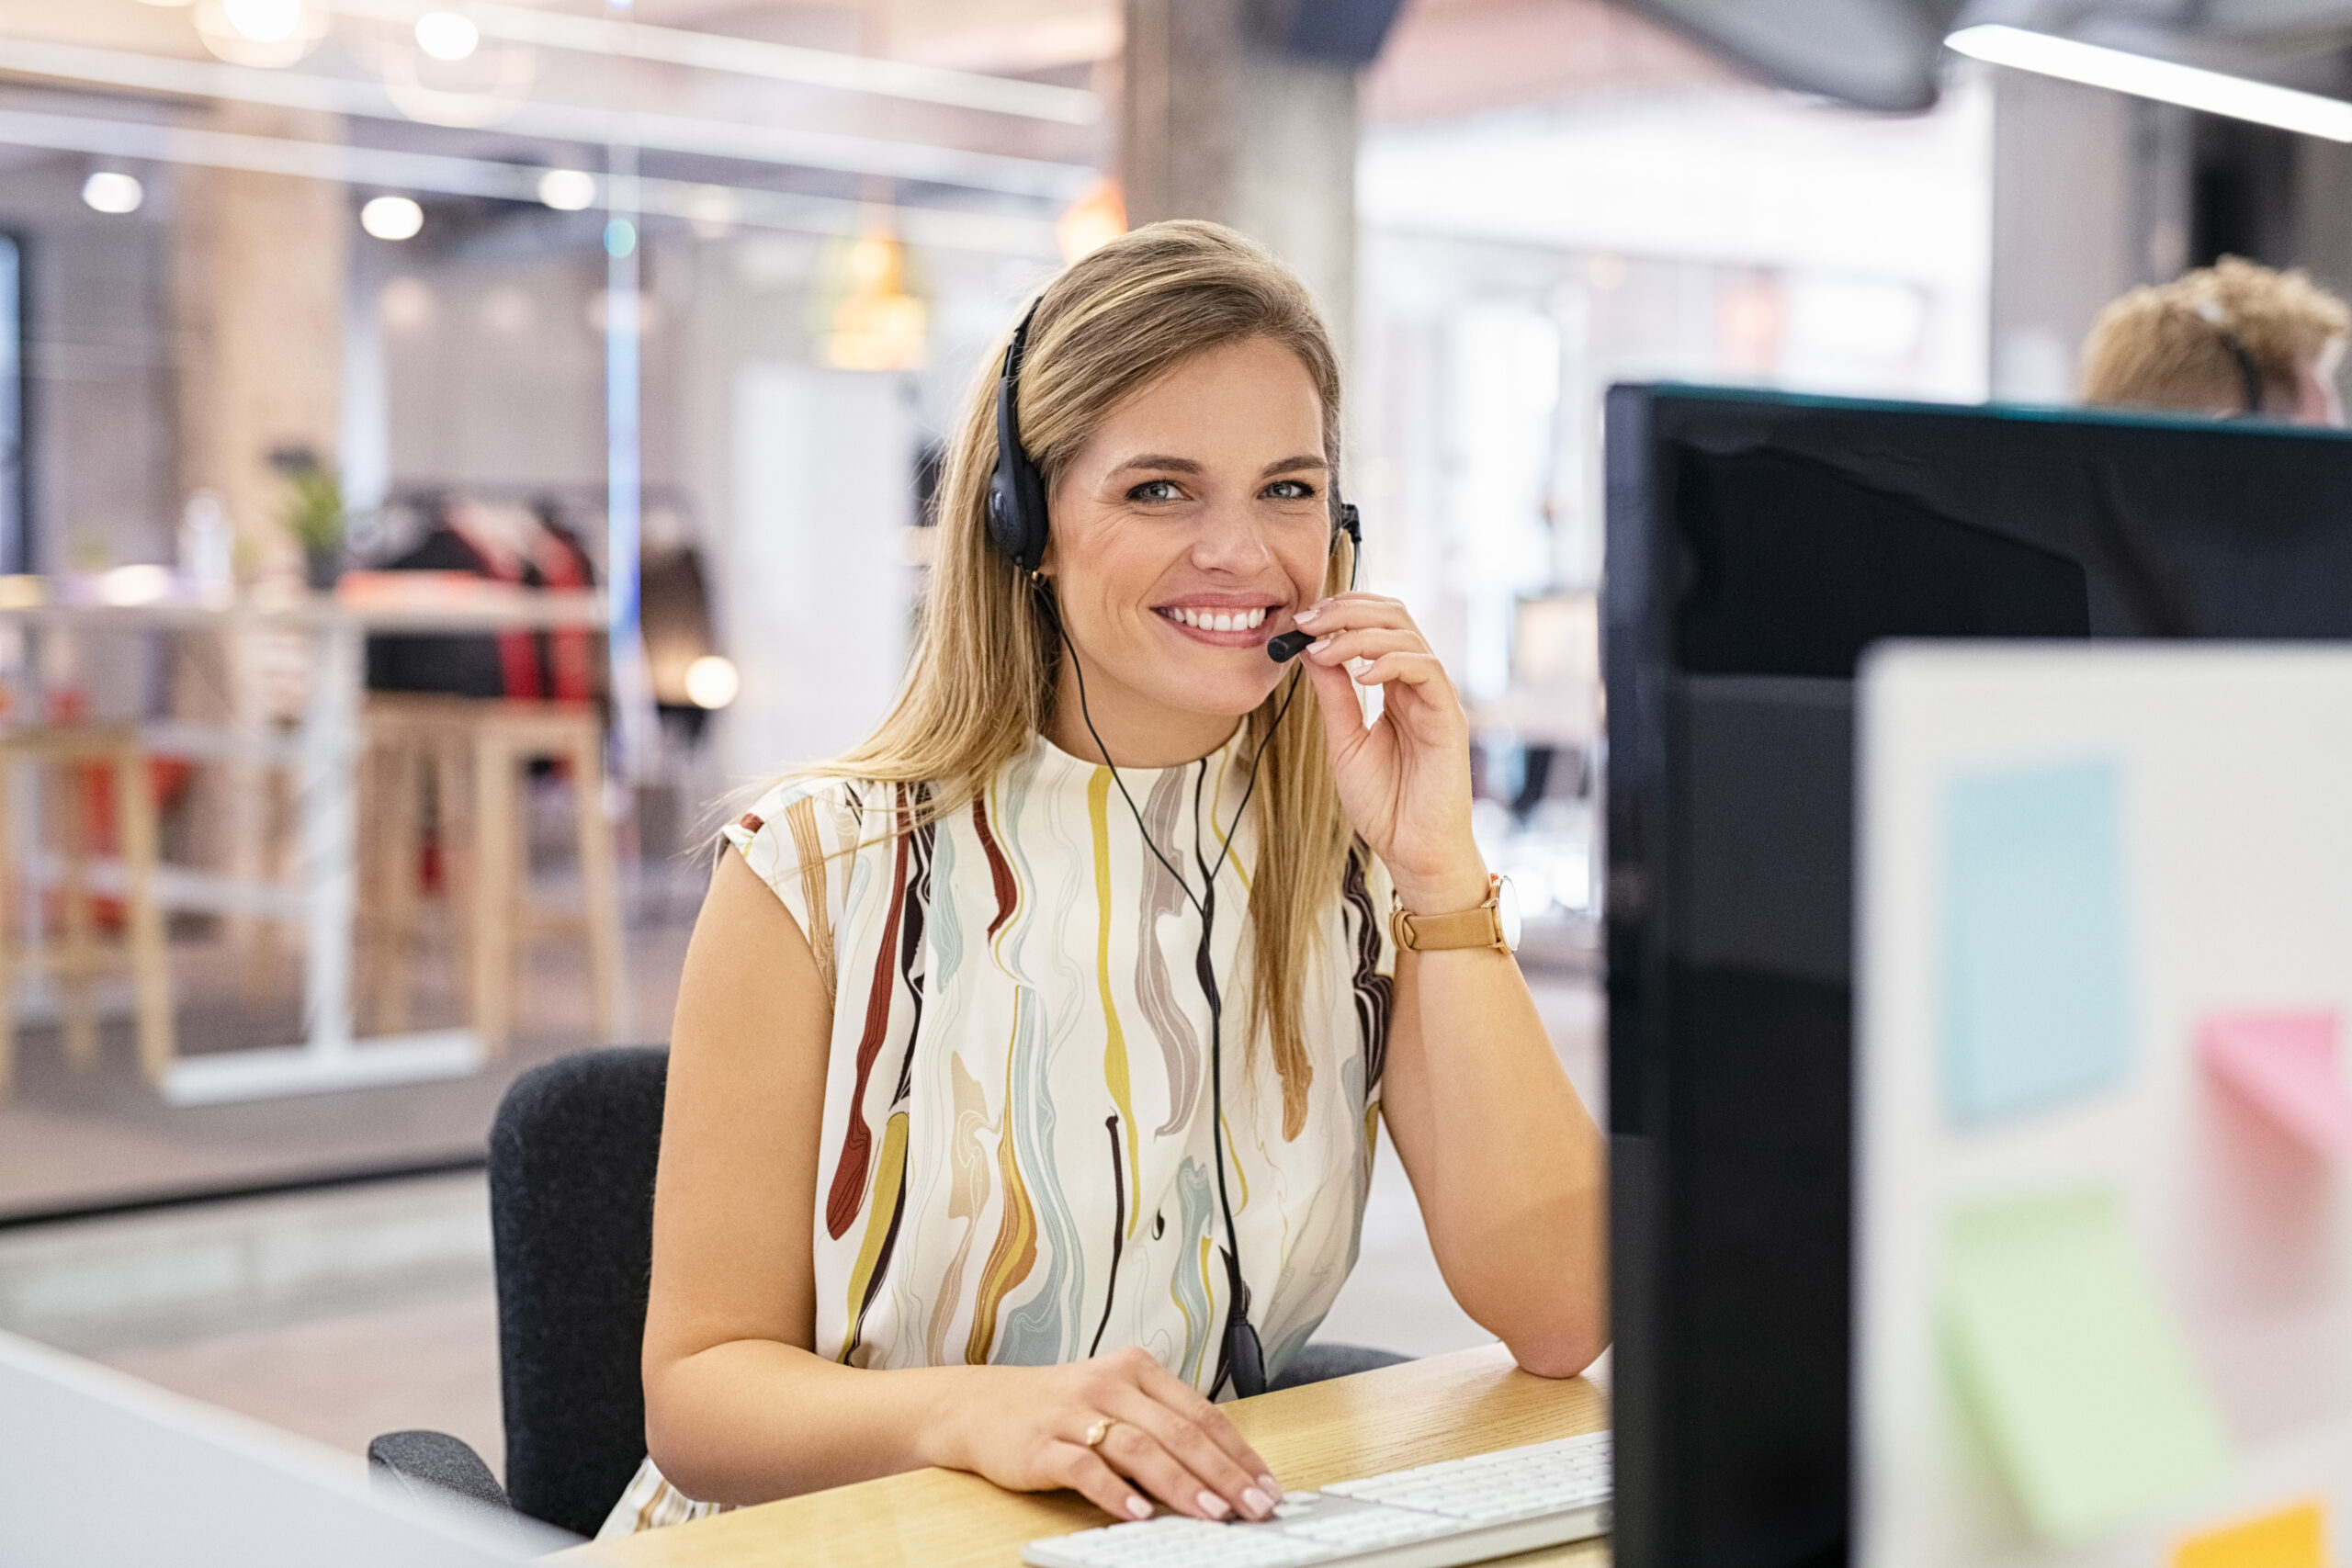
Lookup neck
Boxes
[1046,648,1240,768]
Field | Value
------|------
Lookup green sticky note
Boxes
[1943,1188,2229,1545]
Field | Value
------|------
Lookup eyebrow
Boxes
[1260,455,1329,478]
[1106,454,1330,479]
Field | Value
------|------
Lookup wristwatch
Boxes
[1390,874,1521,954]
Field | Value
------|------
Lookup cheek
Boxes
[1281,535,1334,597]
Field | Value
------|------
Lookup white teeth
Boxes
[1165,606,1271,632]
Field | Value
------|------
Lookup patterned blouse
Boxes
[599,728,1398,1537]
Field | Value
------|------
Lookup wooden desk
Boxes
[569,1344,1609,1568]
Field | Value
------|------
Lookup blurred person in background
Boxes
[2080,256,2350,426]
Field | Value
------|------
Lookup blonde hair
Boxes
[809,220,1356,1135]
[2080,255,2350,414]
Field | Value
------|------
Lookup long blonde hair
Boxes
[811,220,1356,1130]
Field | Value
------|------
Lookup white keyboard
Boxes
[1022,1431,1611,1568]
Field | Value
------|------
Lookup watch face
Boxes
[1496,874,1522,952]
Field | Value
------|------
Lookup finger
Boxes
[1295,593,1412,636]
[1304,628,1424,667]
[1348,651,1452,691]
[1109,1386,1272,1519]
[1131,1359,1279,1495]
[1096,1419,1236,1521]
[1053,1442,1156,1523]
[1304,647,1375,750]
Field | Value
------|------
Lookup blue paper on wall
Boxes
[1941,757,2130,1122]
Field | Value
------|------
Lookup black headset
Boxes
[2194,301,2267,419]
[982,295,1360,1398]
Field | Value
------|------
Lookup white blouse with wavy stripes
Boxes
[599,729,1398,1537]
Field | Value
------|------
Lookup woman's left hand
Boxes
[1291,593,1487,911]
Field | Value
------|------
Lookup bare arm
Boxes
[640,850,1283,1519]
[1294,594,1609,1378]
[1374,922,1608,1379]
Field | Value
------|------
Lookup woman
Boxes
[604,220,1606,1539]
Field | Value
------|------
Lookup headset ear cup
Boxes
[1012,454,1049,572]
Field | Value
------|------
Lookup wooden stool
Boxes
[360,696,621,1055]
[470,701,622,1054]
[359,695,474,1036]
[0,724,174,1095]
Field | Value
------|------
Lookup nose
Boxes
[1188,494,1277,574]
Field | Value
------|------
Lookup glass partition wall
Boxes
[0,0,1087,1219]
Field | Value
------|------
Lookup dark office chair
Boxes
[370,1044,668,1540]
[368,1045,1406,1540]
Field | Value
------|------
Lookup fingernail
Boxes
[1197,1490,1230,1520]
[1307,637,1330,655]
[1295,604,1320,624]
[1258,1474,1283,1500]
[1242,1487,1273,1517]
[1126,1496,1153,1521]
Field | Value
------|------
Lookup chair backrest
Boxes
[488,1044,668,1540]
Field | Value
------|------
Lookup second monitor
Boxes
[1601,384,2352,1568]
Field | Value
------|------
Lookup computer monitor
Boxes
[1601,383,2352,1568]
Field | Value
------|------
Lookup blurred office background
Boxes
[3,0,2350,1486]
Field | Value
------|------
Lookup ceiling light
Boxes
[683,655,739,710]
[360,194,424,239]
[81,171,143,214]
[318,0,1098,124]
[413,11,481,62]
[1947,24,2352,141]
[537,167,596,210]
[222,0,305,43]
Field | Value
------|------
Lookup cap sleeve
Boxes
[721,777,863,1001]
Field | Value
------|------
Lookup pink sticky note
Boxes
[2199,1010,2352,1157]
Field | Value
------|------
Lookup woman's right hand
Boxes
[928,1347,1283,1524]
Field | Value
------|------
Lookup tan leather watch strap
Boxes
[1390,875,1506,953]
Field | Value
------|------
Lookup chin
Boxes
[1141,663,1283,724]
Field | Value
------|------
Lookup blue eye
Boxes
[1129,479,1182,502]
[1264,479,1316,501]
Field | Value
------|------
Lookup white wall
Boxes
[723,364,915,784]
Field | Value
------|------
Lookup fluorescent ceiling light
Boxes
[0,103,1057,256]
[0,37,1086,200]
[1947,23,2352,141]
[322,0,1098,124]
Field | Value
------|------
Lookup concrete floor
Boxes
[1,967,1604,1491]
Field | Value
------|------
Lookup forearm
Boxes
[645,1339,988,1506]
[1383,939,1608,1378]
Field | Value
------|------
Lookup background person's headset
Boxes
[2195,299,2268,418]
[983,296,1360,1399]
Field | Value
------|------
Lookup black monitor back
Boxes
[1602,384,2352,1568]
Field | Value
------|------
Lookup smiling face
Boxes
[1039,334,1336,765]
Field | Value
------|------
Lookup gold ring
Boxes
[1084,1417,1117,1449]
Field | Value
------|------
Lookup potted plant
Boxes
[273,446,345,591]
